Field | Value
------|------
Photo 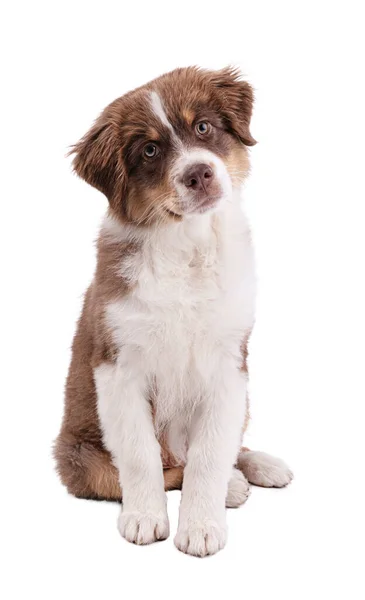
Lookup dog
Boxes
[54,66,293,557]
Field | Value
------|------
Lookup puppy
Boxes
[54,66,292,557]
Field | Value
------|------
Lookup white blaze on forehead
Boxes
[149,91,174,131]
[149,91,183,149]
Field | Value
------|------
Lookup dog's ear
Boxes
[70,117,127,209]
[212,67,257,146]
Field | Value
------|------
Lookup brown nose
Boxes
[182,163,214,192]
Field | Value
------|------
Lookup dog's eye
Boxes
[196,121,211,135]
[143,143,159,159]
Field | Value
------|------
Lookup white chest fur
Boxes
[103,196,256,443]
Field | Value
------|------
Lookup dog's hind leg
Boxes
[54,431,184,501]
[236,447,293,488]
[54,432,122,501]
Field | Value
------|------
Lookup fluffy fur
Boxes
[54,66,292,557]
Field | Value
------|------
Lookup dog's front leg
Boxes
[95,357,169,545]
[175,362,247,557]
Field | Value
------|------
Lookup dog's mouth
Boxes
[194,195,221,213]
[165,207,183,219]
[167,194,222,218]
[183,193,222,215]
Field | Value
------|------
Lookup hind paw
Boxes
[237,450,293,488]
[226,468,250,507]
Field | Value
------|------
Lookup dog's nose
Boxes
[182,163,214,192]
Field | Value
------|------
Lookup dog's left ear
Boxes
[212,67,257,146]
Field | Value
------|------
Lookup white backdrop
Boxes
[1,1,364,598]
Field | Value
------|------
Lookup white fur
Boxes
[95,154,257,554]
[150,91,174,131]
[237,450,294,488]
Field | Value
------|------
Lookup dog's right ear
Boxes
[70,117,126,209]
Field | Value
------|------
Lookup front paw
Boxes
[174,521,227,557]
[118,510,169,545]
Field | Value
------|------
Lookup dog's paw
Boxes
[174,521,227,557]
[226,468,250,507]
[237,450,293,488]
[118,510,169,545]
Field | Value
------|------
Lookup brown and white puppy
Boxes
[54,67,292,557]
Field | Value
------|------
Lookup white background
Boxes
[1,1,364,598]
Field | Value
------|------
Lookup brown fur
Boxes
[54,66,255,501]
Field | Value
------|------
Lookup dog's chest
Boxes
[107,210,256,383]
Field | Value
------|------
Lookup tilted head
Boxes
[72,67,256,225]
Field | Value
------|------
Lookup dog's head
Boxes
[72,67,256,225]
